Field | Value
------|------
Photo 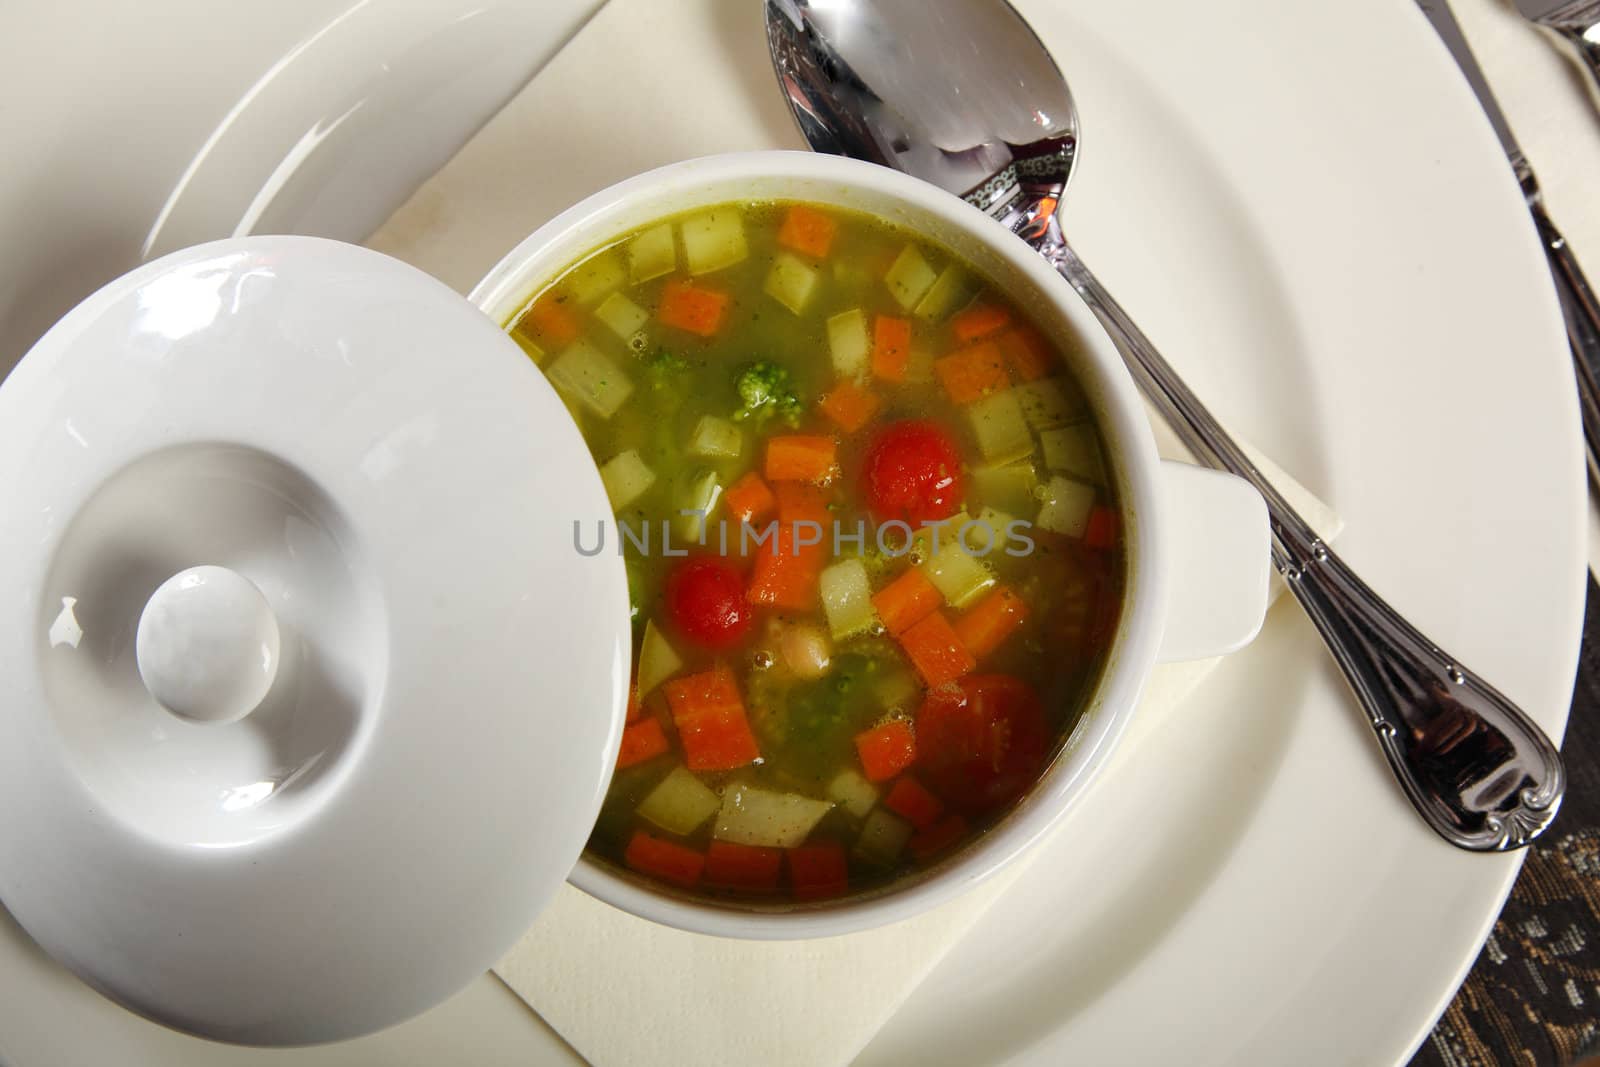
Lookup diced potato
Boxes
[638,619,683,696]
[903,347,936,384]
[826,769,879,819]
[599,449,655,511]
[907,517,957,562]
[547,339,634,418]
[1015,377,1085,429]
[967,389,1034,464]
[688,414,742,459]
[1036,474,1097,536]
[971,460,1039,515]
[681,209,748,275]
[594,291,649,341]
[565,249,625,306]
[919,538,995,609]
[673,468,722,544]
[628,224,677,283]
[638,766,721,836]
[914,265,972,321]
[764,251,823,314]
[819,558,877,639]
[827,308,871,379]
[855,808,914,866]
[1039,421,1106,484]
[714,784,834,848]
[510,331,546,366]
[885,244,939,310]
[961,505,1016,554]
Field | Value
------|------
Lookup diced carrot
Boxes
[1083,505,1118,550]
[521,296,581,348]
[774,482,832,525]
[724,471,777,526]
[951,303,1012,343]
[787,842,850,900]
[871,568,943,636]
[624,831,705,888]
[616,717,669,769]
[662,666,760,772]
[997,326,1054,381]
[818,380,883,433]
[908,815,969,862]
[765,435,838,484]
[933,341,1009,404]
[899,611,977,688]
[855,719,917,782]
[705,841,783,892]
[747,523,825,610]
[657,279,730,337]
[952,585,1030,660]
[626,685,645,723]
[776,204,839,259]
[883,776,945,829]
[747,482,831,609]
[871,315,913,382]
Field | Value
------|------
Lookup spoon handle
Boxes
[1554,23,1600,106]
[1042,239,1565,850]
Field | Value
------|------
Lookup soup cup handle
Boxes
[1154,461,1271,663]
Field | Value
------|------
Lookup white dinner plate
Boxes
[0,0,1584,1065]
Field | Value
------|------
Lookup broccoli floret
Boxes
[642,347,690,382]
[732,361,803,426]
[639,348,693,421]
[781,654,882,756]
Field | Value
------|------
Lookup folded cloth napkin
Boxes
[364,1,1341,1064]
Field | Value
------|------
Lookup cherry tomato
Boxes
[915,675,1049,814]
[663,557,753,651]
[860,419,965,526]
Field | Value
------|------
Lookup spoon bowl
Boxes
[767,0,1078,201]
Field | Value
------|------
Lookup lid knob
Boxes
[135,566,281,724]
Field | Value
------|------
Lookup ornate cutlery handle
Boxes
[1038,236,1566,851]
[1555,23,1600,105]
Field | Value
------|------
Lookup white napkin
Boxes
[364,1,1341,1064]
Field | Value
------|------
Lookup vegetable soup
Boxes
[509,200,1123,904]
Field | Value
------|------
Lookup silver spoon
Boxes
[765,0,1566,850]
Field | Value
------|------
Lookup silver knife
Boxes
[1418,0,1600,486]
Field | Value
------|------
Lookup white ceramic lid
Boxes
[0,237,630,1044]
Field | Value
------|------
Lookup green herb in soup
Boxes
[509,200,1123,904]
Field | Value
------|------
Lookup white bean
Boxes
[780,622,832,679]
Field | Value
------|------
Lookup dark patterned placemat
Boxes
[1410,576,1600,1067]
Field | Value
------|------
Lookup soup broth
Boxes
[509,200,1123,904]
